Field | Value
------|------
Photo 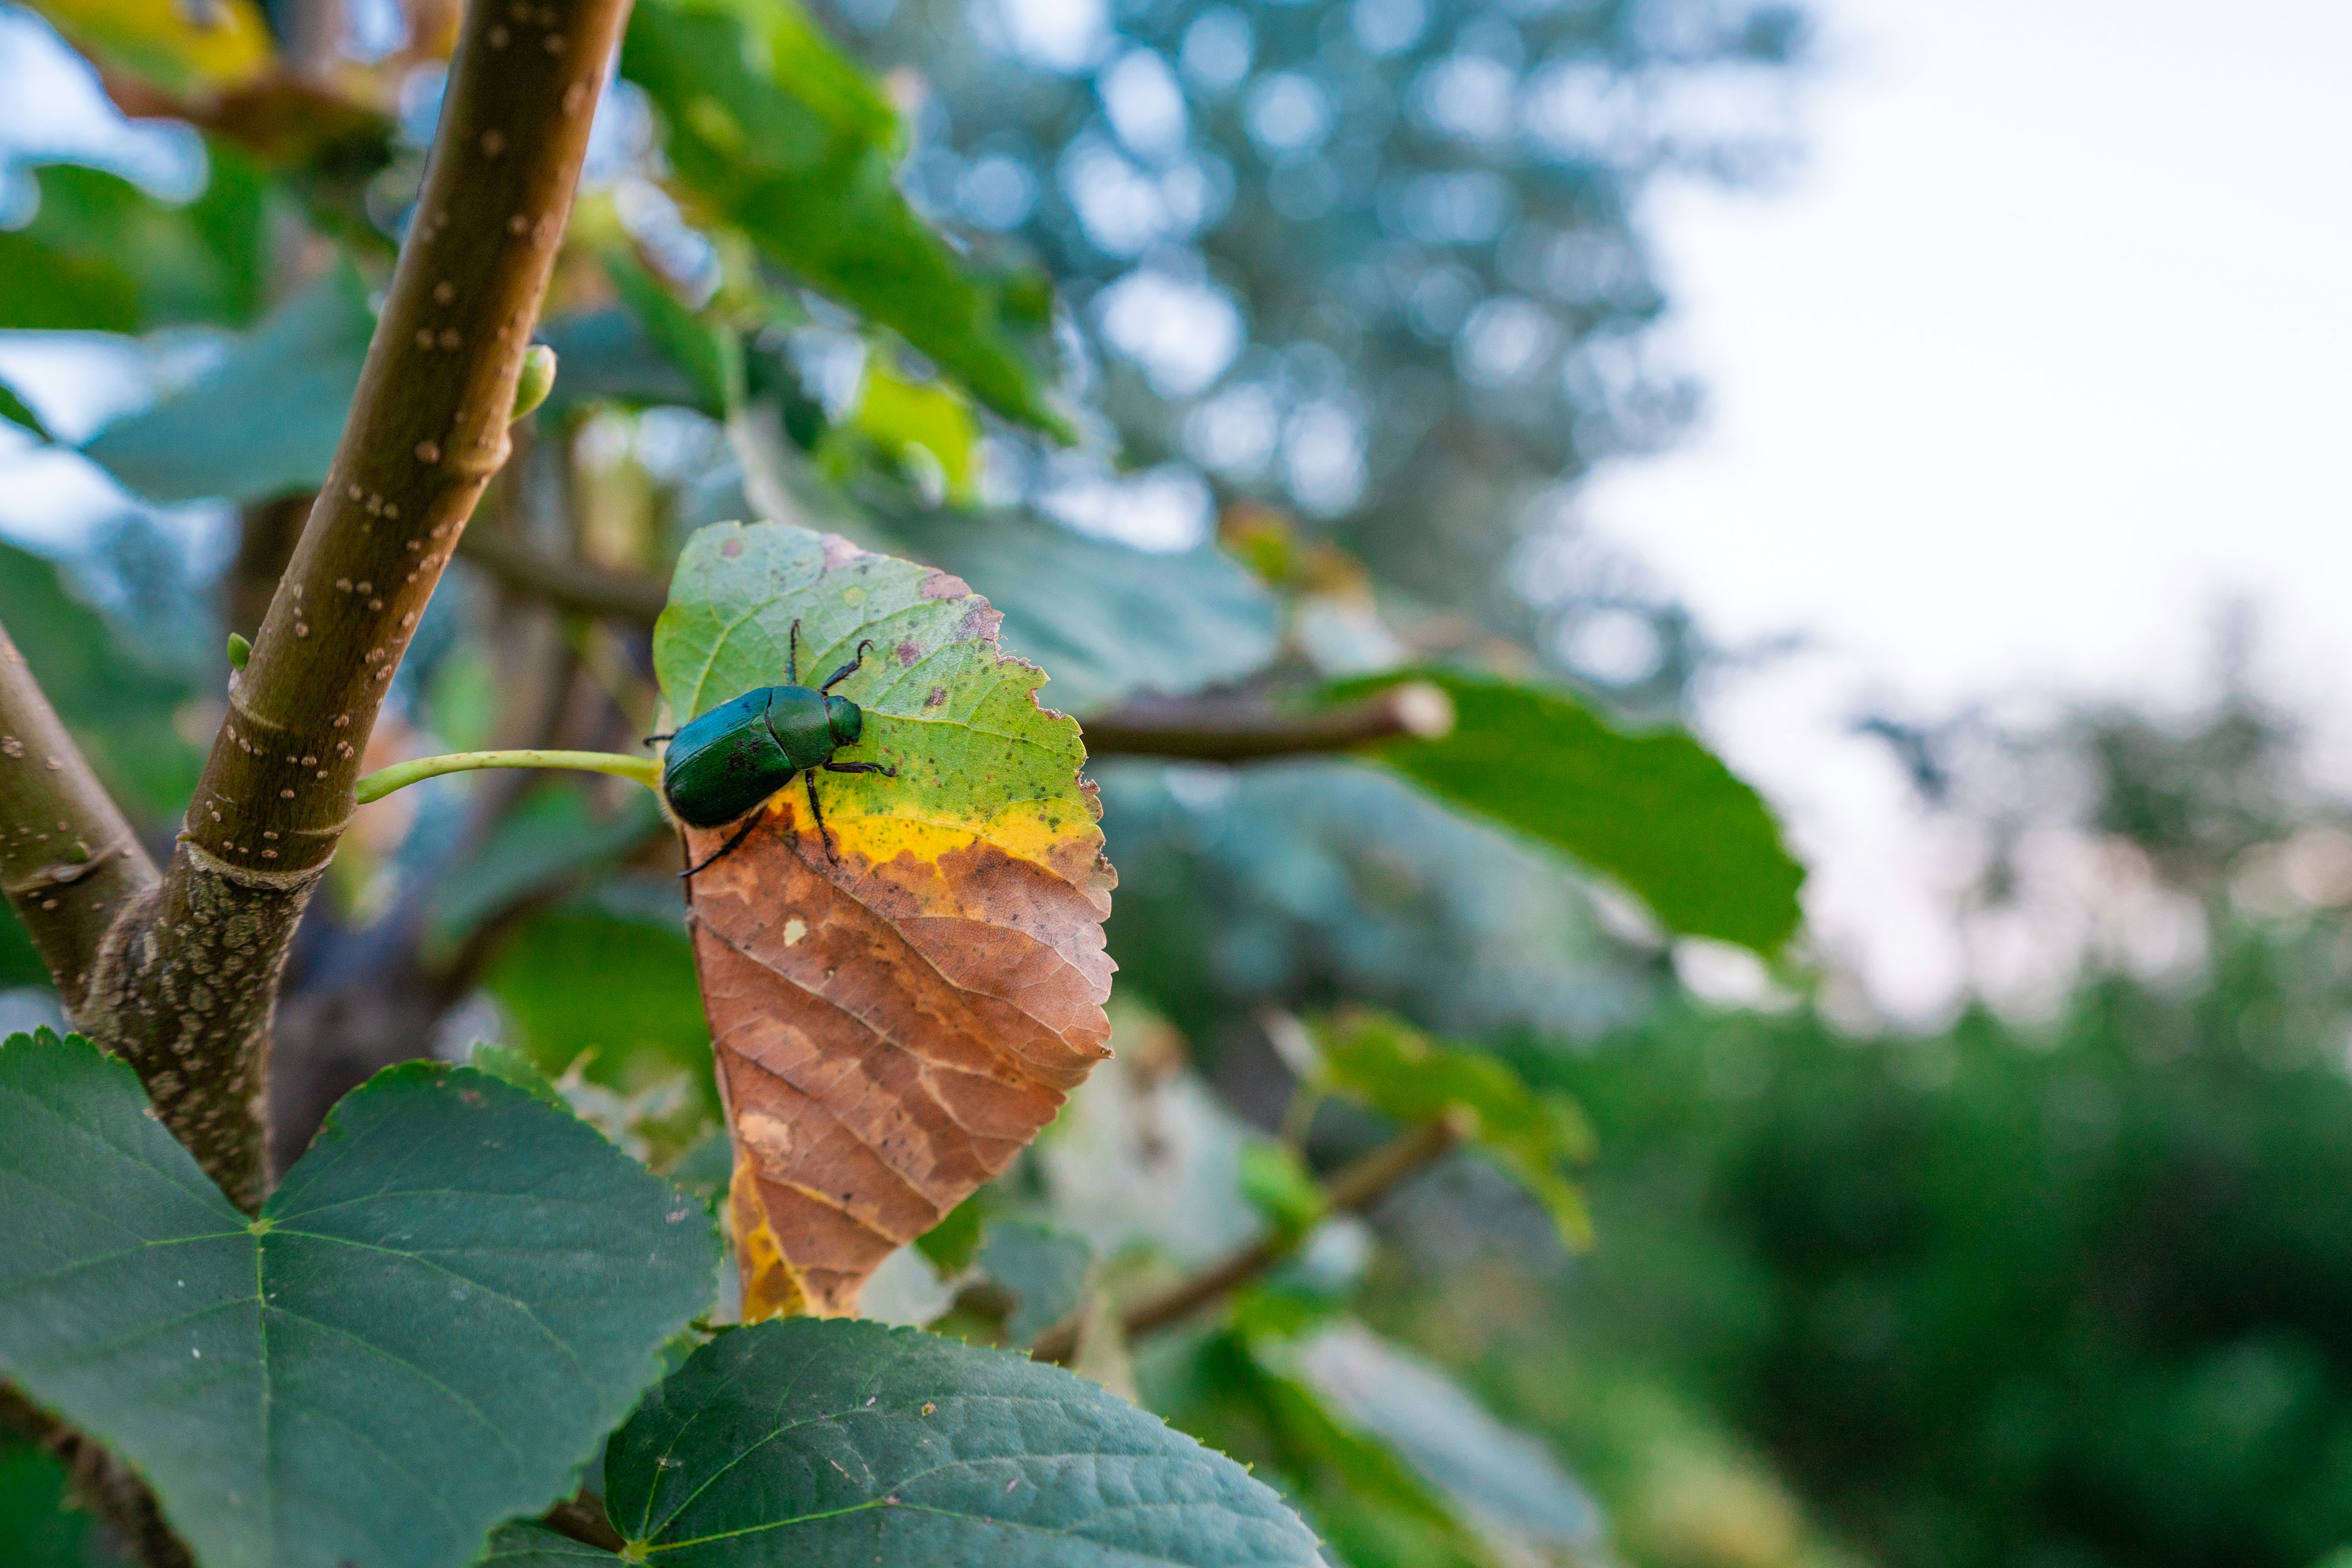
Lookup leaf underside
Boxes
[0,1032,717,1568]
[653,522,1116,1317]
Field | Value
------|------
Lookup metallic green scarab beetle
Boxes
[651,619,897,875]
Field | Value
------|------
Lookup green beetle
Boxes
[651,620,897,875]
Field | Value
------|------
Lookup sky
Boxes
[1585,0,2352,1019]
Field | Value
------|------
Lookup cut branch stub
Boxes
[653,522,1116,1318]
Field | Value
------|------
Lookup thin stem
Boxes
[1030,1110,1469,1363]
[356,749,661,805]
[1082,680,1455,761]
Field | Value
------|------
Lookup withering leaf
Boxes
[1316,1008,1593,1249]
[28,0,274,97]
[81,258,372,504]
[653,520,1115,1317]
[0,1031,717,1568]
[1335,669,1806,954]
[621,0,1066,435]
[601,1317,1324,1566]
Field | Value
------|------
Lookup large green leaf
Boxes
[0,153,266,333]
[621,0,1066,435]
[1334,669,1804,954]
[0,539,201,819]
[481,895,714,1103]
[81,258,372,504]
[0,1031,718,1568]
[597,1316,1325,1564]
[876,513,1281,714]
[1314,1009,1593,1248]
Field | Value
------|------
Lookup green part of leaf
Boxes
[976,1218,1091,1346]
[466,1038,569,1107]
[604,250,744,418]
[1281,1321,1603,1556]
[1238,1138,1325,1235]
[621,0,1067,436]
[873,513,1281,715]
[914,1188,990,1272]
[1331,669,1806,954]
[0,379,51,441]
[426,784,667,956]
[482,898,714,1102]
[1154,1329,1499,1568]
[0,1439,130,1567]
[1317,1009,1593,1249]
[81,258,373,504]
[0,538,201,820]
[0,151,266,333]
[0,1030,720,1568]
[603,1316,1325,1564]
[535,309,709,414]
[653,521,1095,854]
[847,365,979,502]
[475,1523,624,1564]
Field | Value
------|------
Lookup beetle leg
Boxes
[804,771,839,861]
[788,618,802,684]
[819,639,878,693]
[678,812,764,879]
[822,761,896,777]
[643,732,673,746]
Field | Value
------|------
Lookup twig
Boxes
[355,749,660,805]
[1030,1110,1469,1363]
[1082,681,1455,761]
[60,0,635,1215]
[0,625,159,1011]
[458,525,669,624]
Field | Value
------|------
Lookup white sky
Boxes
[1589,0,2352,1020]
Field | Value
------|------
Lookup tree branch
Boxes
[458,525,671,623]
[1080,680,1455,761]
[1030,1109,1469,1363]
[57,0,634,1213]
[0,627,159,1011]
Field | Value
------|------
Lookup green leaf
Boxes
[0,1030,719,1568]
[481,897,714,1101]
[976,1218,1091,1346]
[0,379,51,441]
[621,0,1066,435]
[476,1523,624,1564]
[0,538,200,819]
[81,258,372,504]
[426,785,666,956]
[845,363,980,502]
[875,513,1281,714]
[1239,1139,1326,1234]
[601,1316,1325,1564]
[604,250,744,418]
[0,1438,130,1567]
[1333,669,1805,954]
[535,309,708,414]
[0,152,266,333]
[1316,1009,1594,1249]
[1283,1322,1604,1557]
[28,0,276,99]
[1155,1329,1501,1568]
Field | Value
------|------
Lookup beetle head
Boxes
[825,695,864,747]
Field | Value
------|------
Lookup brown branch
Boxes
[64,0,634,1213]
[1081,680,1455,761]
[0,626,159,1011]
[458,524,669,624]
[1031,1110,1469,1363]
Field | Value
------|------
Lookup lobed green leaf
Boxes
[0,1031,718,1568]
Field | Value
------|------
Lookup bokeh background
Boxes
[1,0,2349,1564]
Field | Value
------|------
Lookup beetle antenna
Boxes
[819,639,877,693]
[679,812,764,879]
[787,619,802,685]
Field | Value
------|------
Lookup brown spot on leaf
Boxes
[924,686,948,709]
[896,639,921,667]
